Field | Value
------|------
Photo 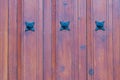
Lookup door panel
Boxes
[56,0,74,80]
[22,0,37,79]
[56,0,74,79]
[92,0,108,80]
[21,0,43,80]
[89,0,113,80]
[56,0,87,80]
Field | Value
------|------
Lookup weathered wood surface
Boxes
[0,0,120,80]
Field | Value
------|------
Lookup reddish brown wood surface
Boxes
[113,0,120,80]
[17,0,22,80]
[43,0,52,80]
[0,0,8,80]
[0,0,120,80]
[91,0,109,80]
[8,0,18,80]
[87,0,94,80]
[21,0,43,80]
[51,0,56,80]
[88,0,114,80]
[56,0,74,80]
[78,0,87,80]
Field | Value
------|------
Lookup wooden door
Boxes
[0,0,120,80]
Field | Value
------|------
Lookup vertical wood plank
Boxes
[88,0,114,80]
[17,0,22,80]
[106,0,113,80]
[22,2,37,79]
[37,0,43,80]
[0,0,8,80]
[21,0,43,80]
[91,0,109,80]
[56,0,74,79]
[55,0,87,80]
[51,0,56,80]
[113,0,120,80]
[73,0,79,80]
[87,0,94,80]
[78,0,87,80]
[8,0,18,80]
[43,0,52,80]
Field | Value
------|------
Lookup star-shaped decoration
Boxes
[95,21,105,31]
[60,21,70,31]
[25,22,35,32]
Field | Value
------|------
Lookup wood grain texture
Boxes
[1,0,120,80]
[21,0,43,80]
[87,0,114,80]
[78,0,87,80]
[113,0,120,80]
[87,0,94,80]
[22,0,37,79]
[37,0,43,80]
[51,0,56,80]
[17,0,22,80]
[73,0,79,80]
[8,0,18,80]
[55,0,87,80]
[0,0,9,80]
[91,0,109,80]
[56,0,74,80]
[43,0,52,80]
[106,0,113,80]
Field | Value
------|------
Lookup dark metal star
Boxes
[95,21,105,31]
[25,22,35,32]
[60,21,70,31]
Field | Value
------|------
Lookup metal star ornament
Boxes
[95,21,105,31]
[25,22,35,32]
[60,21,70,31]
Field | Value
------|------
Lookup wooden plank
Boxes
[91,0,108,80]
[56,0,73,79]
[8,0,18,80]
[55,0,86,80]
[51,0,56,80]
[17,0,22,80]
[113,0,120,80]
[87,0,94,80]
[21,0,42,79]
[106,0,113,80]
[87,0,114,80]
[0,0,9,80]
[73,0,79,80]
[43,0,52,80]
[0,0,8,79]
[78,0,87,80]
[36,0,43,80]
